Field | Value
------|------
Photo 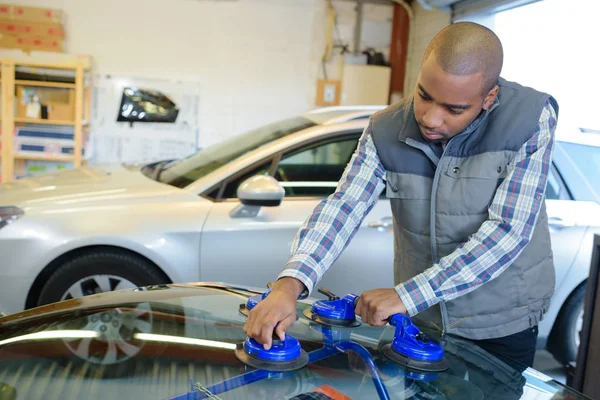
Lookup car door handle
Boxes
[548,217,575,229]
[368,217,393,230]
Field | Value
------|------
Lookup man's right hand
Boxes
[242,277,305,350]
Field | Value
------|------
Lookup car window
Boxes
[546,169,561,200]
[545,165,572,201]
[274,137,359,197]
[559,142,600,195]
[157,116,316,188]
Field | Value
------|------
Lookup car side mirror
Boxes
[237,175,285,207]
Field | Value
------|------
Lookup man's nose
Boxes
[422,105,444,129]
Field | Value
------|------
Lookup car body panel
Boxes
[535,140,600,345]
[537,199,600,344]
[200,197,394,296]
[0,166,213,313]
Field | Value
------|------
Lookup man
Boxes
[244,22,558,368]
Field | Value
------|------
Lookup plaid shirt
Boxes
[279,101,558,316]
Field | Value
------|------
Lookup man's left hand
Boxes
[355,288,407,326]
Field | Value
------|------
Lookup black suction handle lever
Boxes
[318,287,340,301]
[272,333,283,346]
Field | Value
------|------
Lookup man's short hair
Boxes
[423,22,503,94]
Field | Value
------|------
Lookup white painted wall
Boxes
[12,0,394,163]
[12,0,319,153]
[403,2,450,98]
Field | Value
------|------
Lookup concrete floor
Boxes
[534,350,567,384]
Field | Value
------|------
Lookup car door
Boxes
[541,141,600,359]
[544,165,590,291]
[199,132,394,296]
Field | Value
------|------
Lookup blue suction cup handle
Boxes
[243,334,302,361]
[388,313,444,362]
[311,292,359,321]
[246,289,271,311]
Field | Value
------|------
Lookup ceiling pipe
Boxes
[391,0,414,19]
[353,0,364,54]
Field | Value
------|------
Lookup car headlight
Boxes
[0,206,24,230]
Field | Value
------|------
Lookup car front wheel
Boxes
[547,283,586,366]
[38,249,169,306]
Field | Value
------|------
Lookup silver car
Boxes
[0,106,598,365]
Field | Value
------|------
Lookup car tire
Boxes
[547,283,586,366]
[38,249,168,306]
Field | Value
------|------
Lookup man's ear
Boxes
[483,85,499,110]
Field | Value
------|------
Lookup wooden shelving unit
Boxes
[0,57,91,183]
[15,80,76,89]
[14,117,76,126]
[13,154,75,162]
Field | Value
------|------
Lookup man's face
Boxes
[413,55,496,143]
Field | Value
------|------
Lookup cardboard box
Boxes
[0,19,65,39]
[24,160,74,176]
[16,86,74,120]
[341,65,391,106]
[47,103,74,121]
[0,4,62,23]
[316,79,341,106]
[12,126,76,157]
[0,127,80,161]
[0,34,63,52]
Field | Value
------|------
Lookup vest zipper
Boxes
[430,143,449,336]
[428,112,492,336]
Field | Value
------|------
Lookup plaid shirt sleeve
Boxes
[278,123,387,296]
[396,100,558,316]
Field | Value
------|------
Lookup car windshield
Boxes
[560,142,600,195]
[0,284,583,400]
[157,116,317,188]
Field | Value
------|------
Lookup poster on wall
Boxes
[88,75,201,165]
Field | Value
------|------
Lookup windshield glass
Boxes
[158,117,316,188]
[560,142,600,195]
[0,285,584,400]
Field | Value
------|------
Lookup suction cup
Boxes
[239,290,270,317]
[235,334,309,372]
[382,344,448,372]
[302,288,361,327]
[382,314,448,373]
[377,355,439,382]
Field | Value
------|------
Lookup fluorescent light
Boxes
[0,330,99,347]
[134,333,236,350]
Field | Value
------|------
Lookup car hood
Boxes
[0,164,190,208]
[0,283,581,400]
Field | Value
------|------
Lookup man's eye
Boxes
[447,108,463,115]
[418,92,430,101]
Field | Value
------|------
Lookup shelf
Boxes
[15,117,75,126]
[2,57,90,183]
[15,80,75,89]
[15,61,80,70]
[14,154,75,162]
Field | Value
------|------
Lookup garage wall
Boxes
[403,2,450,98]
[14,0,323,149]
[12,0,394,158]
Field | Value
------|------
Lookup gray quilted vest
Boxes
[371,78,558,340]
